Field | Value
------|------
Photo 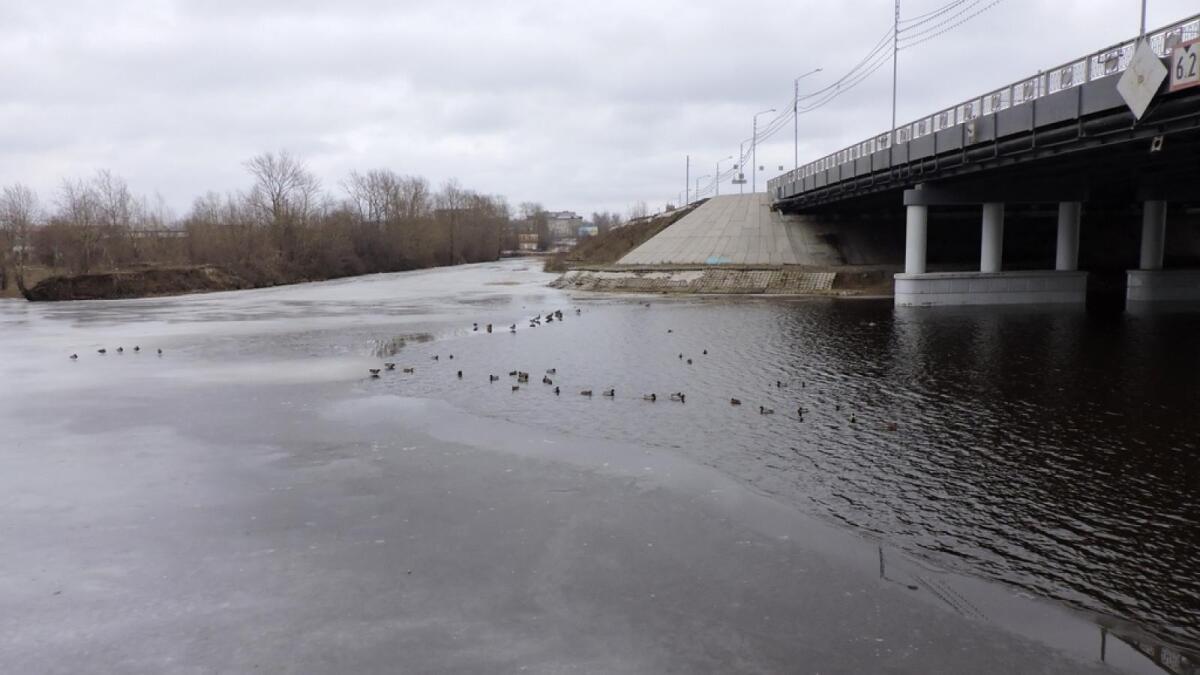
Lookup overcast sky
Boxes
[2,0,1196,219]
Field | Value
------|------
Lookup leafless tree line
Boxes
[0,151,518,289]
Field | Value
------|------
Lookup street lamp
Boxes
[752,108,775,194]
[793,67,822,171]
[714,155,733,197]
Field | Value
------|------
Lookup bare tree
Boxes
[244,150,321,225]
[0,184,40,288]
[627,201,649,221]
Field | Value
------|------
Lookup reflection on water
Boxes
[1,259,1197,662]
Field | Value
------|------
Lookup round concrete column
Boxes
[1139,200,1167,270]
[904,205,928,275]
[980,203,1005,273]
[1055,202,1081,271]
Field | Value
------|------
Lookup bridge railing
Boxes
[770,13,1200,201]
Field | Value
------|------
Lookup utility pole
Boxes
[685,155,690,205]
[714,156,732,197]
[752,108,775,194]
[793,68,822,171]
[739,142,745,195]
[891,0,900,144]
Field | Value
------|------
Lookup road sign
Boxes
[1117,40,1168,120]
[1169,39,1200,92]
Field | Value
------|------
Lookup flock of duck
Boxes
[70,346,163,359]
[366,302,885,427]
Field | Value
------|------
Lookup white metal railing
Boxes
[772,13,1200,196]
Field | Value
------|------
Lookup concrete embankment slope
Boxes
[618,194,842,267]
[552,194,895,295]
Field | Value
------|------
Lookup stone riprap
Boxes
[550,267,837,294]
[618,193,841,267]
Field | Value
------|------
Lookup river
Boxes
[1,258,1196,672]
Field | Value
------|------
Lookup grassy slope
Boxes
[544,202,702,272]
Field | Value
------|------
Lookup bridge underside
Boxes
[775,88,1200,308]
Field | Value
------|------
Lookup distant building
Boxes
[578,225,599,238]
[517,232,539,252]
[545,211,583,241]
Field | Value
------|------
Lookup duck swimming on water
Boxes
[384,363,396,370]
[602,389,614,397]
[643,393,656,402]
[369,369,381,378]
[759,406,774,415]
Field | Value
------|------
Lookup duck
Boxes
[678,353,683,359]
[509,370,518,377]
[156,348,163,356]
[575,308,581,314]
[759,406,774,415]
[602,389,614,397]
[457,370,463,379]
[686,358,692,365]
[509,324,517,332]
[643,393,657,402]
[369,369,381,378]
[432,355,439,361]
[512,385,520,392]
[669,392,686,403]
[542,376,553,385]
[850,414,857,424]
[487,324,494,333]
[448,354,454,360]
[730,398,741,406]
[554,386,560,395]
[580,389,593,397]
[116,347,124,353]
[489,374,500,382]
[133,346,140,352]
[546,368,556,375]
[776,380,785,388]
[702,349,708,355]
[403,367,415,374]
[554,310,563,319]
[473,323,479,331]
[518,372,529,383]
[667,329,673,334]
[384,363,396,370]
[70,353,78,360]
[98,348,107,354]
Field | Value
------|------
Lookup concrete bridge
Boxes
[768,13,1200,307]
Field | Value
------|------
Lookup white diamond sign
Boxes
[1118,39,1168,120]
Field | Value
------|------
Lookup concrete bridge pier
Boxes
[894,185,1088,307]
[1127,200,1200,305]
[1055,202,1081,272]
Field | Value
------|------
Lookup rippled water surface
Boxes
[3,259,1198,657]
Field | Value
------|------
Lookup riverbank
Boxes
[550,264,896,296]
[17,265,249,301]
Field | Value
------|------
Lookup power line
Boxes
[898,0,974,26]
[898,0,1005,49]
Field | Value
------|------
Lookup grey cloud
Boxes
[1,0,1197,216]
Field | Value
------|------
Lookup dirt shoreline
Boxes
[18,265,249,301]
